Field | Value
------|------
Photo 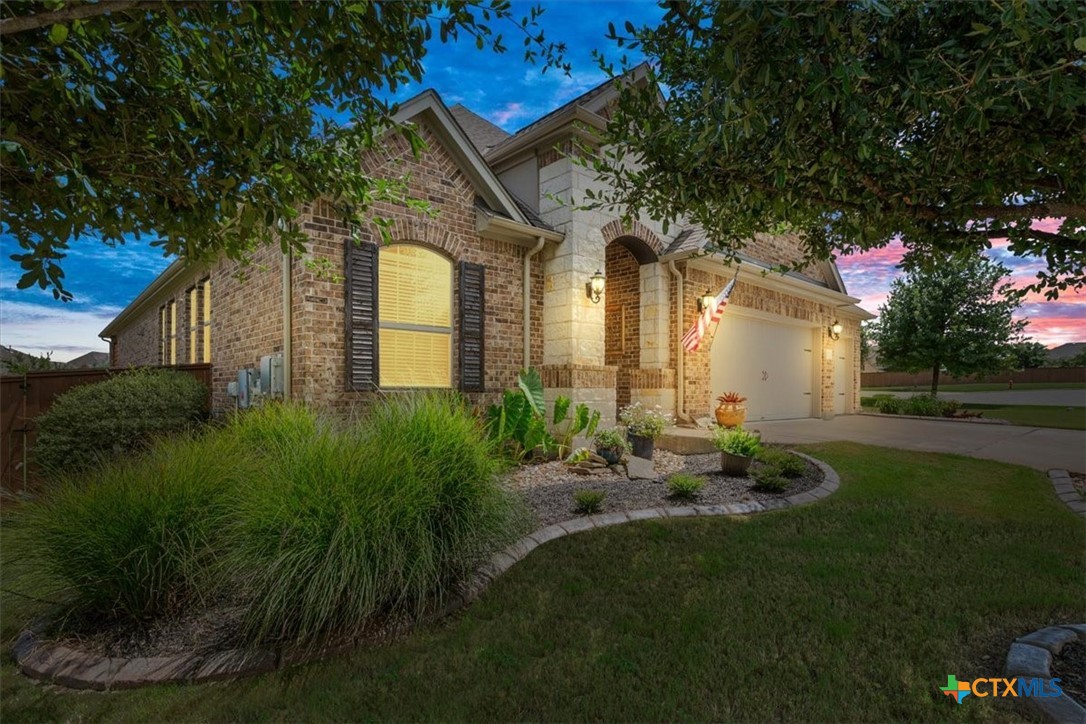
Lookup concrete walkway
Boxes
[864,388,1086,407]
[662,416,1086,472]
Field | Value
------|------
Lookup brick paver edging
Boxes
[1047,469,1086,517]
[1004,624,1086,723]
[14,451,840,691]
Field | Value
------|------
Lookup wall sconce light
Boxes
[587,269,605,304]
[828,320,843,341]
[696,288,715,314]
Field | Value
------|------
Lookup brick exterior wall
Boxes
[111,118,544,414]
[604,242,641,409]
[674,262,862,420]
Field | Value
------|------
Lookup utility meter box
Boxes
[259,354,284,397]
[235,368,256,409]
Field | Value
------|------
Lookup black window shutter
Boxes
[459,261,485,392]
[345,240,379,390]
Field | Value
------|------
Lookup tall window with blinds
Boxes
[378,245,452,388]
[186,279,212,364]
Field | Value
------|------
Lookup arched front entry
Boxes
[604,234,659,410]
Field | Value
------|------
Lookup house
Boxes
[101,72,873,424]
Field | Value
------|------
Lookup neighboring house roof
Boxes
[65,351,110,369]
[448,104,511,154]
[1047,342,1085,362]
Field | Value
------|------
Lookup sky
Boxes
[1,0,1082,361]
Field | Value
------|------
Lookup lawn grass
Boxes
[866,382,1085,392]
[2,442,1083,722]
[961,403,1086,431]
[860,397,1085,431]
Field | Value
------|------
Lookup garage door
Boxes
[710,313,817,421]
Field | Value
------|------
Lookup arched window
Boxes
[378,244,453,387]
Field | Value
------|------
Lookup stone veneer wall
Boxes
[674,262,861,420]
[112,118,544,413]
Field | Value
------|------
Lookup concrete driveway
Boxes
[749,415,1085,472]
[865,388,1086,407]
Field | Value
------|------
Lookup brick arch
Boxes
[386,217,465,260]
[600,219,664,262]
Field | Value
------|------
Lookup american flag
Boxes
[681,271,739,353]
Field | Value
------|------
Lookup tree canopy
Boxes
[591,0,1086,298]
[1,0,566,300]
[872,254,1024,394]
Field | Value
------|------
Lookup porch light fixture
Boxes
[587,269,605,304]
[828,320,843,341]
[696,288,715,314]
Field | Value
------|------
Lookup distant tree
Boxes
[1059,349,1086,368]
[3,350,56,374]
[1008,341,1049,370]
[859,321,872,371]
[592,1,1085,299]
[872,254,1025,395]
[1,1,567,300]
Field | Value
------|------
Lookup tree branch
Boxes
[0,1,161,36]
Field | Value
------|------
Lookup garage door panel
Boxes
[711,313,815,421]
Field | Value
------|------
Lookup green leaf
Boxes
[1074,37,1086,52]
[517,368,545,418]
[552,395,570,425]
[49,23,68,45]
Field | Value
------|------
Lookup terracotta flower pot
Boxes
[715,404,747,428]
[720,451,754,476]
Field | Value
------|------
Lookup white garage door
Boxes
[710,313,817,421]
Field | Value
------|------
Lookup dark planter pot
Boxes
[628,433,655,460]
[720,451,754,476]
[596,446,623,465]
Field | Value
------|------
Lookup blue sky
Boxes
[2,0,1081,359]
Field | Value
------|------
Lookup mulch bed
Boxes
[1052,640,1086,707]
[512,450,824,528]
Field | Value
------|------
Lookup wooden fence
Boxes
[1,364,212,496]
[861,366,1086,389]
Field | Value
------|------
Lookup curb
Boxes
[1005,624,1086,723]
[14,452,842,691]
[1047,469,1086,517]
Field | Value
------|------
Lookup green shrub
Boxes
[667,473,706,501]
[756,448,806,478]
[711,426,762,457]
[34,368,208,475]
[751,464,789,492]
[593,427,631,453]
[20,431,252,620]
[573,489,606,515]
[874,396,904,414]
[230,393,527,647]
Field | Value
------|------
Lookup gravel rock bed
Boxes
[508,448,823,528]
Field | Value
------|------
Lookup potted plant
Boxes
[714,391,747,428]
[710,425,761,476]
[618,402,673,460]
[593,428,630,465]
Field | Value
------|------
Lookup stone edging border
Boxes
[858,412,1010,425]
[1047,469,1086,517]
[1004,624,1086,723]
[13,451,840,691]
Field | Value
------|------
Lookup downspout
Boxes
[523,236,546,369]
[667,260,693,424]
[282,249,292,401]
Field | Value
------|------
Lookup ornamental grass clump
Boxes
[19,431,253,621]
[710,426,762,457]
[667,473,706,501]
[230,393,527,647]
